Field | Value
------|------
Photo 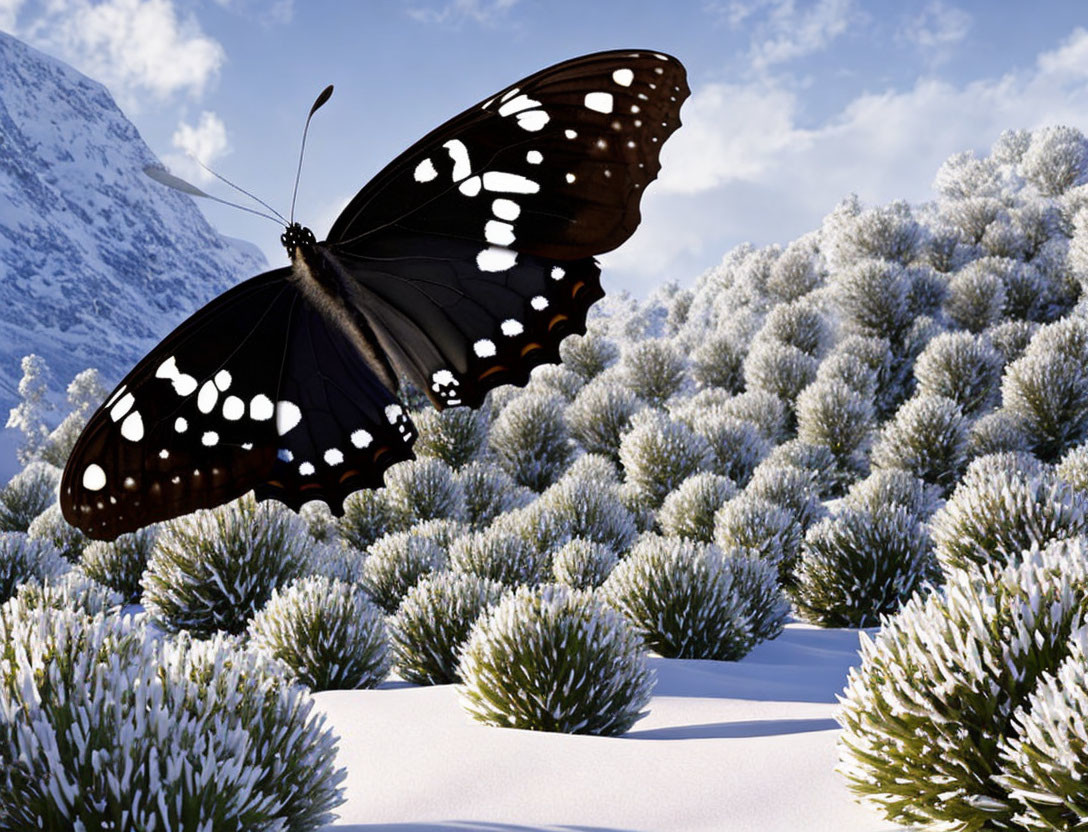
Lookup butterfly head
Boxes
[281,222,316,256]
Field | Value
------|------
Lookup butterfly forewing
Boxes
[60,269,414,540]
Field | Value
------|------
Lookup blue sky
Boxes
[2,0,1088,297]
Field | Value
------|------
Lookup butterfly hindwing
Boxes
[60,268,413,540]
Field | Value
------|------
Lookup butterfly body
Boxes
[61,50,689,540]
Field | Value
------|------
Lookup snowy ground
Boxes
[314,623,904,832]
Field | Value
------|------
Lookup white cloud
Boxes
[167,110,229,183]
[899,2,971,52]
[609,27,1088,295]
[407,0,518,26]
[212,0,293,26]
[0,0,24,31]
[711,0,856,70]
[14,0,224,108]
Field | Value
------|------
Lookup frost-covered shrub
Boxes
[449,525,549,587]
[969,408,1034,457]
[248,575,390,691]
[142,495,310,637]
[489,393,573,490]
[407,517,469,553]
[551,537,618,590]
[833,259,914,345]
[389,570,506,684]
[0,532,68,604]
[617,481,656,534]
[824,198,921,268]
[562,452,620,486]
[0,606,345,831]
[339,488,395,551]
[714,390,789,444]
[455,460,532,529]
[744,465,826,532]
[567,378,643,461]
[384,458,466,527]
[755,299,831,357]
[691,332,745,392]
[304,541,366,584]
[987,319,1039,364]
[0,461,59,532]
[742,339,818,406]
[603,536,783,660]
[796,378,874,467]
[360,531,446,613]
[905,264,947,318]
[618,411,711,509]
[1020,125,1088,196]
[79,525,157,603]
[756,439,843,498]
[930,459,1088,574]
[791,507,937,627]
[995,626,1088,830]
[944,261,1007,332]
[411,405,489,469]
[539,475,637,553]
[844,469,942,520]
[837,538,1088,830]
[528,364,584,402]
[1057,443,1088,494]
[14,569,123,615]
[766,235,823,301]
[458,584,653,736]
[26,503,87,562]
[1002,337,1088,461]
[914,331,1003,416]
[690,414,770,488]
[490,498,574,561]
[299,501,338,542]
[559,331,620,381]
[658,473,737,542]
[620,338,688,405]
[871,395,969,491]
[713,495,803,582]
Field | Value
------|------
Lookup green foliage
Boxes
[742,339,818,407]
[913,331,1004,415]
[454,460,533,528]
[832,258,915,346]
[755,439,845,498]
[714,495,802,582]
[79,526,158,603]
[13,569,123,615]
[248,575,390,691]
[968,408,1034,458]
[448,525,549,587]
[539,475,637,553]
[26,503,87,563]
[389,570,506,685]
[142,495,310,637]
[384,458,466,527]
[489,393,573,491]
[691,332,745,392]
[618,410,712,509]
[620,338,688,405]
[0,532,68,605]
[458,584,653,736]
[689,413,770,488]
[744,464,827,532]
[360,531,447,613]
[559,331,620,381]
[844,468,942,520]
[0,462,59,532]
[567,378,644,461]
[411,405,489,469]
[795,379,874,469]
[338,488,396,551]
[871,395,970,491]
[551,537,618,590]
[791,506,938,627]
[658,472,737,542]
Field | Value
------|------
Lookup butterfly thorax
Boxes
[280,222,316,255]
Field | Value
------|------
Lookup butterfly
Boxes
[60,49,690,541]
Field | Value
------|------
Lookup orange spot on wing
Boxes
[521,343,542,356]
[571,281,585,297]
[339,469,361,484]
[479,365,508,380]
[548,314,569,331]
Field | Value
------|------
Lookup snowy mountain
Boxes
[0,31,266,418]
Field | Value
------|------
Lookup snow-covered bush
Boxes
[969,408,1034,458]
[458,584,653,736]
[14,569,122,615]
[791,506,937,627]
[559,330,620,381]
[914,331,1003,415]
[360,531,446,613]
[755,439,844,498]
[300,501,338,542]
[871,395,970,491]
[528,364,585,402]
[742,339,818,407]
[304,541,366,584]
[247,575,390,691]
[384,458,466,527]
[0,532,68,604]
[837,538,1088,830]
[0,461,59,532]
[490,499,574,561]
[0,605,344,831]
[26,503,87,562]
[844,468,942,520]
[944,262,1007,332]
[79,525,157,603]
[618,410,711,509]
[824,198,921,268]
[142,495,310,637]
[755,299,831,357]
[567,378,643,461]
[603,536,784,660]
[449,525,548,587]
[658,473,737,542]
[538,475,637,553]
[489,393,573,491]
[389,570,506,684]
[563,453,620,485]
[620,338,687,405]
[411,405,489,469]
[690,414,770,488]
[832,258,915,346]
[551,537,618,590]
[930,456,1088,574]
[744,464,826,534]
[338,488,395,550]
[1020,125,1088,196]
[795,379,873,471]
[987,319,1039,364]
[1057,443,1088,494]
[691,332,745,392]
[454,460,531,528]
[766,235,823,301]
[714,390,789,444]
[714,495,802,581]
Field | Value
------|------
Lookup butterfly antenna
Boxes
[192,157,288,224]
[290,84,334,225]
[142,166,284,225]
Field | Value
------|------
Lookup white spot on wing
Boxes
[584,92,614,113]
[159,449,169,459]
[414,158,438,182]
[526,150,543,164]
[492,198,520,220]
[432,369,456,388]
[516,110,549,131]
[484,220,516,246]
[482,171,539,194]
[551,266,565,280]
[351,429,372,448]
[276,400,302,435]
[174,417,188,433]
[223,396,244,420]
[500,87,520,102]
[502,319,524,336]
[459,175,482,197]
[105,385,127,409]
[443,139,471,181]
[385,404,403,423]
[474,339,496,358]
[83,464,106,491]
[531,296,549,310]
[497,94,540,116]
[324,448,344,466]
[110,392,134,422]
[202,431,218,446]
[250,394,274,421]
[299,462,315,476]
[278,448,293,462]
[197,380,218,414]
[565,173,576,183]
[214,369,232,391]
[612,68,634,86]
[476,246,517,272]
[121,411,144,442]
